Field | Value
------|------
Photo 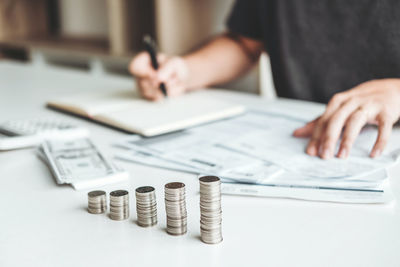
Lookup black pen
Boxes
[143,35,167,97]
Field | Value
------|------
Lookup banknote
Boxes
[38,137,129,189]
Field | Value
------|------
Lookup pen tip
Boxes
[143,35,151,43]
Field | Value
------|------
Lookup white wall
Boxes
[58,0,109,38]
[155,0,234,55]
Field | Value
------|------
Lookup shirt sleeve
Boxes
[226,0,262,40]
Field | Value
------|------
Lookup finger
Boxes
[165,76,184,97]
[306,114,333,156]
[145,88,164,101]
[139,79,163,101]
[138,79,154,100]
[129,52,155,77]
[157,58,182,82]
[293,119,318,137]
[323,92,349,118]
[337,109,369,158]
[370,115,393,158]
[168,85,186,97]
[305,94,349,157]
[157,54,168,64]
[318,99,361,159]
[306,121,324,156]
[138,77,159,92]
[129,52,167,78]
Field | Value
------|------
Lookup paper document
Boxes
[115,147,283,185]
[216,111,399,178]
[114,110,400,203]
[221,174,392,204]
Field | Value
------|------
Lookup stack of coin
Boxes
[135,186,158,227]
[109,190,129,221]
[87,190,107,214]
[164,182,187,235]
[199,176,223,244]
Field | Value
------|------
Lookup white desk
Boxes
[0,61,399,267]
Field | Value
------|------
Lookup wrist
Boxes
[381,78,400,122]
[182,54,207,91]
[379,78,400,93]
[181,55,195,91]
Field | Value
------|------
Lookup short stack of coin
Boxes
[109,190,129,221]
[87,190,107,214]
[199,176,223,244]
[164,182,187,235]
[135,186,158,227]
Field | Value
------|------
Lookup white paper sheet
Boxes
[115,148,385,190]
[114,148,282,184]
[221,176,392,204]
[114,110,400,203]
[221,112,400,178]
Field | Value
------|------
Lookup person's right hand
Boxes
[129,52,190,101]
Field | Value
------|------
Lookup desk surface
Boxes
[1,61,399,267]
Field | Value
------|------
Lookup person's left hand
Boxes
[293,79,400,159]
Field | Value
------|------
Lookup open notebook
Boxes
[47,89,245,136]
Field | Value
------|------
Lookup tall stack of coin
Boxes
[199,176,223,244]
[164,182,187,235]
[109,190,129,221]
[87,190,107,214]
[135,186,158,227]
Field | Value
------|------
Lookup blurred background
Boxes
[0,0,275,97]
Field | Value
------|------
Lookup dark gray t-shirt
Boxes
[227,0,400,103]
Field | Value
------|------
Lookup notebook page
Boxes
[48,90,140,117]
[94,92,245,136]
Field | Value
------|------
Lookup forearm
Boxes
[183,33,263,90]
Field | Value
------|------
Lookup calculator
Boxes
[0,118,89,150]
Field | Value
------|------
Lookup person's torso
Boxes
[259,0,400,103]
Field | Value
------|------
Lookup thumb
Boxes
[293,118,318,137]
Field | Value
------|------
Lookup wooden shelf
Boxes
[0,35,140,61]
[0,36,108,54]
[0,0,155,60]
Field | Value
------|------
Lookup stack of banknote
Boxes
[37,137,129,190]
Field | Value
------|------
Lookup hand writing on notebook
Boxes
[129,52,189,101]
[293,79,400,159]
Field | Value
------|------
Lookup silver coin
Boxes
[164,182,187,236]
[135,186,155,194]
[88,190,106,198]
[87,190,107,214]
[135,186,158,227]
[108,190,129,221]
[88,208,105,214]
[199,176,220,183]
[199,176,223,244]
[165,182,185,190]
[110,190,129,197]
